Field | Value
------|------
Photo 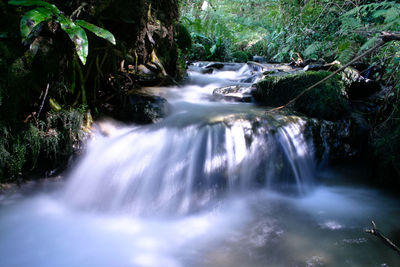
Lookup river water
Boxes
[0,62,399,266]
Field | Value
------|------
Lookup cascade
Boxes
[1,62,398,267]
[63,62,315,216]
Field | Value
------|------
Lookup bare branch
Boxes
[366,221,400,256]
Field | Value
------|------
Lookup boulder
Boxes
[253,55,266,63]
[253,71,349,121]
[105,92,170,124]
[341,67,381,99]
[205,62,224,70]
[212,85,253,102]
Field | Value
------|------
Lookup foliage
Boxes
[231,50,252,63]
[0,109,85,182]
[9,0,116,64]
[180,1,400,63]
[176,23,192,52]
[179,0,400,182]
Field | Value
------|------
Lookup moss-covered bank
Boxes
[0,109,88,183]
[253,71,349,121]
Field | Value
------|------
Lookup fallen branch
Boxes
[366,221,400,256]
[270,31,400,111]
[381,31,400,42]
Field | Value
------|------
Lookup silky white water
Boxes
[0,62,399,267]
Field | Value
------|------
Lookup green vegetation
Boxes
[0,0,113,182]
[180,0,400,185]
[0,109,85,182]
[9,0,116,65]
[255,71,348,121]
[0,0,181,182]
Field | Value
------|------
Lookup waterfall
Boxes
[63,62,315,216]
[2,62,398,267]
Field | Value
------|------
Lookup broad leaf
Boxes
[75,20,116,45]
[59,15,88,64]
[8,0,59,14]
[20,7,53,41]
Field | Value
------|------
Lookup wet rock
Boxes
[304,113,370,162]
[289,59,313,68]
[253,71,349,121]
[253,56,266,63]
[341,67,380,99]
[201,68,214,74]
[303,61,341,72]
[205,62,224,69]
[109,92,170,124]
[351,62,382,79]
[212,85,254,102]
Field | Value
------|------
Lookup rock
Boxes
[304,114,369,163]
[109,92,170,124]
[303,61,341,72]
[341,67,380,99]
[205,62,225,69]
[253,71,349,121]
[253,56,266,63]
[201,68,214,74]
[303,64,329,71]
[212,85,253,102]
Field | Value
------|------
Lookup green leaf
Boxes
[59,15,88,64]
[8,0,59,14]
[75,20,116,45]
[209,44,217,55]
[20,7,53,41]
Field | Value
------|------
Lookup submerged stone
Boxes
[253,71,349,121]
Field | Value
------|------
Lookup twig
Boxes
[366,221,400,255]
[37,83,49,119]
[70,3,87,20]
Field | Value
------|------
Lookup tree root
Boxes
[366,221,400,256]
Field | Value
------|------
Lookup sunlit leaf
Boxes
[19,7,53,41]
[209,44,217,55]
[8,0,59,14]
[75,20,116,45]
[59,15,88,65]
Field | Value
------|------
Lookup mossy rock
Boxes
[254,71,349,121]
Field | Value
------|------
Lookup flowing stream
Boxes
[1,62,400,266]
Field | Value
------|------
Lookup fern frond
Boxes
[304,42,321,57]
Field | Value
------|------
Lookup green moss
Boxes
[9,139,26,178]
[0,108,85,182]
[254,71,349,121]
